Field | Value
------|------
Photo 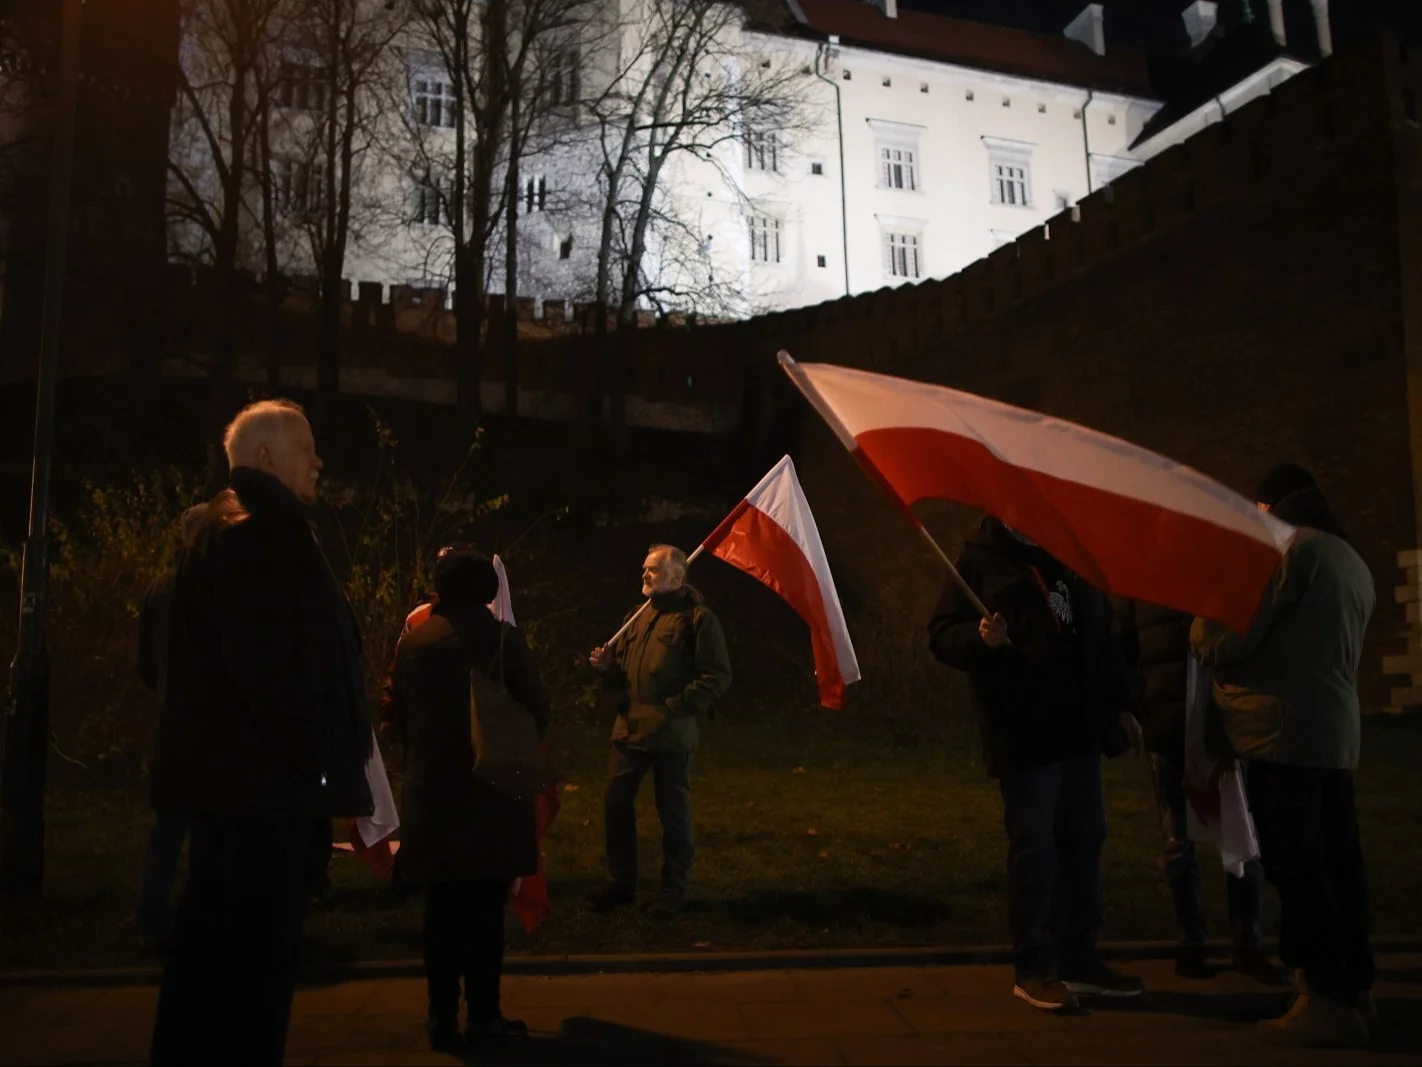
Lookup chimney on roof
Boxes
[870,0,898,18]
[1265,0,1286,47]
[1181,1,1218,48]
[1063,4,1105,57]
[1311,0,1332,57]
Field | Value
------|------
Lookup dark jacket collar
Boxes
[651,586,703,613]
[230,467,314,527]
[1271,487,1349,540]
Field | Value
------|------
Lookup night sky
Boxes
[899,0,1422,54]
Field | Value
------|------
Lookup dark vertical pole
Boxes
[2,0,82,896]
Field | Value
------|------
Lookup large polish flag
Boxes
[700,455,860,709]
[779,356,1295,634]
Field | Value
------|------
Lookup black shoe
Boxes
[586,881,635,913]
[1232,945,1287,986]
[466,1017,529,1048]
[642,895,686,919]
[1174,944,1212,979]
[427,1018,465,1054]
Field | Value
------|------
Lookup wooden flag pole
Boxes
[776,350,1002,634]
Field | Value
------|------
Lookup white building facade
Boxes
[170,0,1337,319]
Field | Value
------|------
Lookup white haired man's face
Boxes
[259,414,323,504]
[641,549,684,597]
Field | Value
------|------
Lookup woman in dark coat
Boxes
[387,547,551,1053]
[1118,598,1276,983]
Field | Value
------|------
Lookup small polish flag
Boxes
[701,456,860,709]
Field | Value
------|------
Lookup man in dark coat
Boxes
[928,517,1144,1013]
[1118,598,1273,982]
[133,504,206,954]
[586,544,733,918]
[387,547,551,1054]
[148,400,374,1067]
[1192,464,1376,1049]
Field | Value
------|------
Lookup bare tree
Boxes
[584,0,811,442]
[166,0,287,403]
[275,0,408,412]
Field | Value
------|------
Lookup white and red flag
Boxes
[700,455,860,709]
[779,356,1295,633]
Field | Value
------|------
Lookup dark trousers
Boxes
[306,817,333,898]
[604,742,694,898]
[424,879,508,1025]
[1247,762,1375,1006]
[136,813,190,944]
[149,815,313,1067]
[1148,753,1263,949]
[999,754,1106,983]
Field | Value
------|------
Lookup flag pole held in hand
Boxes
[778,350,1000,633]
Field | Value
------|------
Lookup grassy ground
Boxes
[4,713,1420,972]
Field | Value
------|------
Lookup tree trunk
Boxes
[502,98,520,422]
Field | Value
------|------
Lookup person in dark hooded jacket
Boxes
[1192,464,1376,1050]
[1118,597,1273,983]
[387,546,551,1055]
[929,517,1144,1013]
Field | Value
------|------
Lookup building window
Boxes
[278,62,325,112]
[275,158,323,215]
[744,129,779,173]
[993,162,1029,206]
[842,70,852,80]
[811,161,824,176]
[559,234,574,259]
[412,75,456,128]
[882,76,891,87]
[816,254,826,268]
[545,48,581,107]
[983,136,1036,208]
[883,231,921,279]
[880,146,917,190]
[749,214,781,264]
[410,178,445,226]
[870,119,924,193]
[523,175,547,213]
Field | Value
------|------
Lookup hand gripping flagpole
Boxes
[775,351,1000,630]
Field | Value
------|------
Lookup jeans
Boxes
[999,754,1106,983]
[1247,762,1375,1006]
[604,743,694,899]
[1148,753,1263,949]
[424,879,507,1025]
[149,815,312,1067]
[135,814,190,944]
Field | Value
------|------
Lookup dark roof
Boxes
[756,0,1158,97]
[1129,24,1299,149]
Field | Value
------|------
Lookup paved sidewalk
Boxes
[2,953,1418,1066]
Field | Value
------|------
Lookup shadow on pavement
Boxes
[1088,991,1421,1057]
[471,1017,774,1066]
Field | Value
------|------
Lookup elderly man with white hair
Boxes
[586,544,732,919]
[148,399,374,1067]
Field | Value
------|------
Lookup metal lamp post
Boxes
[1,0,82,896]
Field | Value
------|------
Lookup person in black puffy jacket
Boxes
[929,517,1144,1014]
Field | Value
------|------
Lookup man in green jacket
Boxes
[587,544,732,917]
[1191,464,1375,1050]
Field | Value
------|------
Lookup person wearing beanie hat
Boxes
[1192,466,1377,1049]
[1255,464,1317,510]
[385,542,550,1054]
